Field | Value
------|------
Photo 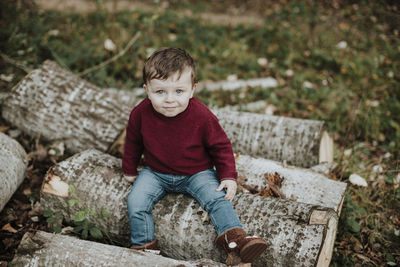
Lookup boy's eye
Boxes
[176,89,183,94]
[155,90,164,95]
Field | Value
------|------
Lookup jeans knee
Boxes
[127,191,147,212]
[203,194,227,212]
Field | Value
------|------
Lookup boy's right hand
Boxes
[124,175,137,183]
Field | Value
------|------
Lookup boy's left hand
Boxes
[216,179,237,202]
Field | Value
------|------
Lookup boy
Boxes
[122,48,267,264]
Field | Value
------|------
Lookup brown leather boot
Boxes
[216,228,267,263]
[130,240,158,250]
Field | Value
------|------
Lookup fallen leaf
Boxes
[0,126,10,133]
[2,223,18,233]
[23,187,32,195]
[234,152,240,162]
[264,172,286,198]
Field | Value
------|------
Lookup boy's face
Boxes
[144,68,196,117]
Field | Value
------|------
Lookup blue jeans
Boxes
[127,167,243,246]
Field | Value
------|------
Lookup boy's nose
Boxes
[165,93,174,102]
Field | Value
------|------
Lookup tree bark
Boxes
[11,230,225,267]
[0,132,28,212]
[2,61,332,166]
[235,154,347,214]
[1,60,138,153]
[213,109,332,167]
[40,149,339,267]
[197,77,278,91]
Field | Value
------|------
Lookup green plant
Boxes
[68,185,110,240]
[43,209,63,233]
[43,185,110,240]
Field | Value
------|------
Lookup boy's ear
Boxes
[190,83,197,97]
[143,84,148,93]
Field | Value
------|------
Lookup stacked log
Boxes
[213,109,333,167]
[11,231,225,267]
[0,132,28,212]
[1,61,344,266]
[235,154,346,214]
[1,60,138,153]
[2,60,332,166]
[40,149,339,266]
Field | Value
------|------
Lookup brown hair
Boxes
[143,48,197,86]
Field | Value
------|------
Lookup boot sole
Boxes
[240,239,268,263]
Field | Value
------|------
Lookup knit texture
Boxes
[122,98,237,181]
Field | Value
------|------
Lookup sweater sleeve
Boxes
[204,115,238,181]
[122,107,144,176]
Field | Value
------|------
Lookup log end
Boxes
[310,209,338,267]
[319,131,334,164]
[41,173,69,198]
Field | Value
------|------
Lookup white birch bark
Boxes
[1,60,138,153]
[40,149,339,267]
[2,61,331,166]
[235,154,347,214]
[213,109,329,167]
[0,132,28,212]
[197,77,278,91]
[11,230,225,267]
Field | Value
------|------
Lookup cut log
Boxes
[213,109,333,167]
[0,132,28,212]
[197,77,278,91]
[40,149,339,267]
[235,154,347,214]
[11,230,225,267]
[3,61,332,166]
[1,60,138,153]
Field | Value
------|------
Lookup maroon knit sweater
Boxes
[122,98,237,181]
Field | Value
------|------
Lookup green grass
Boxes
[0,0,399,265]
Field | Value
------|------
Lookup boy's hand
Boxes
[216,180,237,202]
[124,175,137,183]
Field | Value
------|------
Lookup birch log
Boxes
[11,231,225,267]
[40,149,339,267]
[1,60,138,153]
[235,154,347,214]
[213,109,333,167]
[2,61,332,166]
[0,132,28,212]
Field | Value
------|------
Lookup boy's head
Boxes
[143,47,197,87]
[143,48,198,117]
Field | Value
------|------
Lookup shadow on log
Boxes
[11,231,225,267]
[0,132,28,212]
[40,149,339,267]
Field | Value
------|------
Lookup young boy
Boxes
[122,47,267,264]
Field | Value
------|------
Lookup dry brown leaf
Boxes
[23,187,32,196]
[234,152,240,162]
[0,126,9,133]
[264,172,286,199]
[2,223,18,233]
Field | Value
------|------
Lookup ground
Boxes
[0,0,399,266]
